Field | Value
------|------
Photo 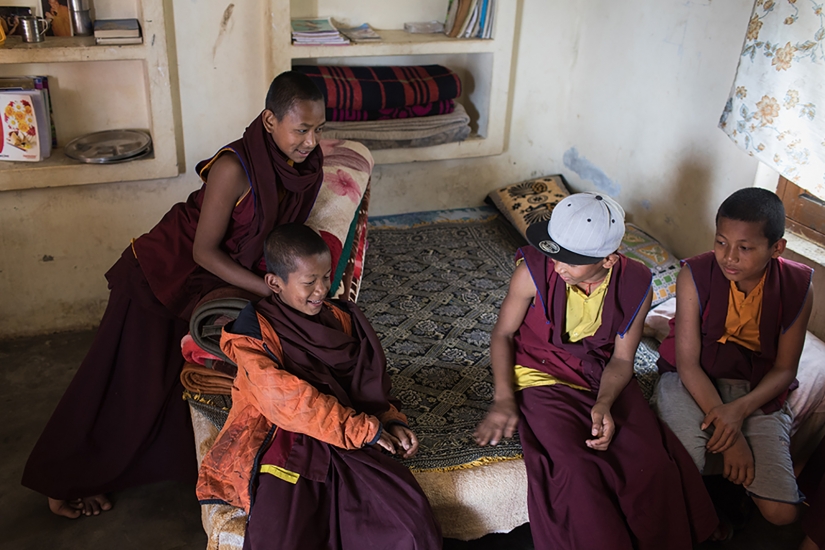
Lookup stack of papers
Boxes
[339,24,381,42]
[291,18,349,46]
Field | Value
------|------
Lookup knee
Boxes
[756,500,799,526]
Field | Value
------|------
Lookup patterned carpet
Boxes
[359,213,527,471]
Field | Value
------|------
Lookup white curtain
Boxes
[720,0,825,198]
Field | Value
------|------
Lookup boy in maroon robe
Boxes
[23,72,330,519]
[656,188,814,533]
[197,223,441,550]
[475,193,718,549]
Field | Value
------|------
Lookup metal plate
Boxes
[64,130,152,164]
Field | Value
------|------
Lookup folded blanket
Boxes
[181,362,234,396]
[321,103,470,143]
[181,333,222,366]
[189,287,260,365]
[326,100,455,122]
[294,65,462,111]
[351,125,471,150]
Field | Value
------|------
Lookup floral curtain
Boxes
[720,0,825,198]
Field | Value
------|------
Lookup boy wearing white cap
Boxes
[475,193,718,549]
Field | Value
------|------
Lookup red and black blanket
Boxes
[294,65,462,111]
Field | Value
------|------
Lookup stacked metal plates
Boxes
[64,129,152,164]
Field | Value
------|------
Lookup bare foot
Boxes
[48,497,82,519]
[799,536,820,550]
[79,494,112,516]
[708,519,734,542]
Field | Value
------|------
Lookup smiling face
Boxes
[263,98,326,164]
[553,255,618,289]
[714,216,785,293]
[265,251,332,316]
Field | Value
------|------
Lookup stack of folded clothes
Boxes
[294,65,471,149]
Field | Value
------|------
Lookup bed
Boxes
[185,175,825,548]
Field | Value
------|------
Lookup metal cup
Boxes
[68,0,92,36]
[19,16,50,43]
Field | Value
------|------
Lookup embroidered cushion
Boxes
[487,175,678,306]
[621,224,680,306]
[486,175,570,237]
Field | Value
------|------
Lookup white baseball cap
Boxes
[525,193,625,264]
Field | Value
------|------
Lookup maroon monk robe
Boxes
[242,297,441,550]
[799,437,825,548]
[22,115,325,501]
[658,252,813,414]
[515,246,718,550]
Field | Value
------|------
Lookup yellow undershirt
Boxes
[565,268,612,342]
[718,272,765,352]
[514,265,611,392]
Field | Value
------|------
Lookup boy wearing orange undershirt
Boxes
[655,188,814,531]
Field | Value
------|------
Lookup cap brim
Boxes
[525,222,605,265]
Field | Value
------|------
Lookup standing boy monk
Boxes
[23,72,329,518]
[474,193,718,549]
[197,223,442,550]
[655,187,814,531]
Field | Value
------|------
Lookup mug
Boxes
[19,16,50,43]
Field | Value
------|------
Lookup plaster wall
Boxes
[0,0,760,337]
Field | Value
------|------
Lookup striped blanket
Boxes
[294,65,462,111]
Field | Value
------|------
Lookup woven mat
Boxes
[359,215,526,471]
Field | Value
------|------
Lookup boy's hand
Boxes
[474,397,519,446]
[702,401,747,453]
[386,424,419,459]
[722,437,755,487]
[374,430,402,455]
[586,402,615,451]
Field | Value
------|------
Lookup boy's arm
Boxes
[192,154,272,297]
[673,266,727,415]
[587,288,652,451]
[704,283,814,453]
[224,335,381,450]
[474,261,535,446]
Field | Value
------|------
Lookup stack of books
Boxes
[0,76,55,162]
[445,0,496,39]
[291,18,349,46]
[94,18,142,45]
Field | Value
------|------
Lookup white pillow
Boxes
[643,297,676,343]
[791,331,825,430]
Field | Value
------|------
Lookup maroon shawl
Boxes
[658,251,812,413]
[132,114,324,319]
[514,246,652,391]
[255,297,400,482]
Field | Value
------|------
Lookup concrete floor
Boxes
[0,329,808,550]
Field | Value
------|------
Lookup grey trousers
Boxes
[653,372,801,503]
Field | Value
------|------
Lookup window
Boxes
[776,176,825,246]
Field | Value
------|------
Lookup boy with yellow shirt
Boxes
[475,193,718,549]
[655,187,814,531]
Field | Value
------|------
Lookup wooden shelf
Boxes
[0,0,180,191]
[0,147,179,191]
[290,30,496,59]
[269,1,515,165]
[0,35,149,64]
